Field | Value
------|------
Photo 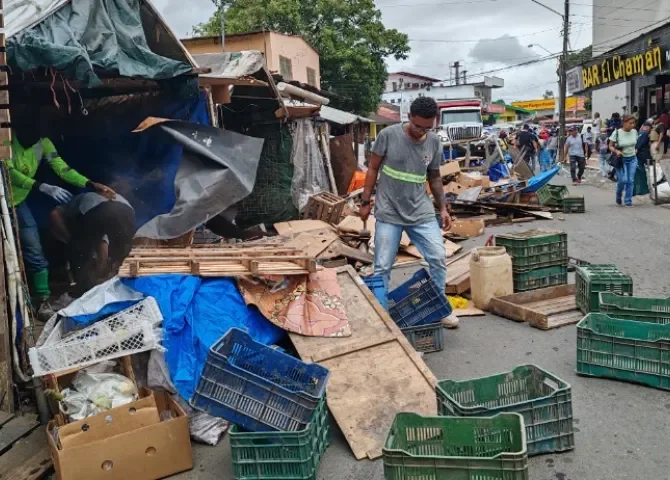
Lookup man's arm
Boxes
[428,169,451,231]
[360,153,382,221]
[41,138,89,188]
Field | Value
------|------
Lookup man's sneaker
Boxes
[441,314,460,329]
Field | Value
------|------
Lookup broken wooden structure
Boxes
[303,191,346,225]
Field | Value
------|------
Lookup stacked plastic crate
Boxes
[495,229,568,292]
[190,329,331,480]
[386,269,453,354]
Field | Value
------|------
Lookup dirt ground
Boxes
[174,167,670,480]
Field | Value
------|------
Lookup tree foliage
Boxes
[542,90,554,99]
[193,0,410,115]
[565,45,592,70]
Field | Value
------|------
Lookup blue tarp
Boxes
[123,275,284,401]
[522,165,560,193]
[49,275,284,402]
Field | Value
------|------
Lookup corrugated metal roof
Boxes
[319,105,374,125]
[193,51,266,79]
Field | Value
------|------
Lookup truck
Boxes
[436,99,484,144]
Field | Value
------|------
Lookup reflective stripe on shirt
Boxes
[381,164,426,184]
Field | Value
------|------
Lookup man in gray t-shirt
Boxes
[564,127,586,185]
[361,97,459,328]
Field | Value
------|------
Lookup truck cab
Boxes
[437,99,484,143]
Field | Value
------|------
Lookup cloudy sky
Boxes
[152,0,594,103]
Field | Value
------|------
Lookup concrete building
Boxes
[591,0,670,117]
[382,72,504,121]
[182,31,320,88]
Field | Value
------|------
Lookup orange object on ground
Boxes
[347,170,367,193]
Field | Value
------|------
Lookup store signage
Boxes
[566,66,584,94]
[486,103,506,114]
[511,97,586,112]
[581,45,666,90]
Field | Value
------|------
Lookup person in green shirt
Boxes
[7,129,115,307]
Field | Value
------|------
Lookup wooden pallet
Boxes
[489,284,582,330]
[303,191,345,225]
[119,245,317,277]
[289,266,436,460]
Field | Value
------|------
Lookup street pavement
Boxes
[174,168,670,480]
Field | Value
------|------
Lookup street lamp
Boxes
[528,44,553,56]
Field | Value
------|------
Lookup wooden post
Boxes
[0,0,14,413]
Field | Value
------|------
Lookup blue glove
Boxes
[38,183,73,204]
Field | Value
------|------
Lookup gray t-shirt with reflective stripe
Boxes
[372,124,442,226]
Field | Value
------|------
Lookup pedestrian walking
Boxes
[583,126,594,159]
[547,132,558,162]
[633,121,652,199]
[564,127,586,185]
[595,130,610,178]
[361,97,459,328]
[592,112,602,135]
[516,124,539,172]
[609,114,639,207]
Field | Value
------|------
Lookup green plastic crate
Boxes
[599,292,670,324]
[537,185,568,207]
[402,322,444,354]
[513,265,567,292]
[383,413,528,480]
[576,313,670,390]
[436,365,574,456]
[576,265,633,313]
[495,230,568,270]
[562,195,585,213]
[230,395,330,480]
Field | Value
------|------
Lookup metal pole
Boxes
[558,0,570,163]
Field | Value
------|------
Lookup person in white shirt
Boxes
[592,112,602,135]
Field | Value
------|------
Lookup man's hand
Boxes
[91,182,116,200]
[359,203,372,222]
[440,208,452,232]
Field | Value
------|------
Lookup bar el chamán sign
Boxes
[582,43,667,91]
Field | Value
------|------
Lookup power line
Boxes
[408,27,561,43]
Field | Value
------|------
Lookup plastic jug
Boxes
[469,247,513,310]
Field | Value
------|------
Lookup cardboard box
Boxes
[48,389,192,480]
[439,161,461,178]
[481,175,491,189]
[457,173,483,188]
[450,219,486,238]
[445,182,466,195]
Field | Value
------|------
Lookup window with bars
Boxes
[279,56,293,80]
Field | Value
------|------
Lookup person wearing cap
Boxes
[564,126,586,185]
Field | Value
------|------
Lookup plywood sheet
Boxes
[404,239,462,260]
[274,220,336,235]
[290,266,436,460]
[338,215,410,248]
[285,229,339,258]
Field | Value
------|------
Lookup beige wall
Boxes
[266,32,320,88]
[182,32,320,88]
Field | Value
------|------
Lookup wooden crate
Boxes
[303,192,345,225]
[488,284,582,330]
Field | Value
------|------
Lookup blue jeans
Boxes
[599,153,610,177]
[374,219,447,296]
[616,156,638,206]
[15,201,49,274]
[548,149,557,162]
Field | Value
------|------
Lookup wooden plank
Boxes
[0,108,9,124]
[538,311,583,330]
[0,227,11,413]
[274,220,336,236]
[0,415,39,454]
[403,239,462,260]
[0,73,7,87]
[0,428,50,480]
[445,250,472,295]
[0,90,7,105]
[290,266,436,460]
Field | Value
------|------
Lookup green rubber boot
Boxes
[31,269,51,299]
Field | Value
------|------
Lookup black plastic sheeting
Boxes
[8,0,191,86]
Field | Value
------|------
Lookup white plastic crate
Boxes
[29,297,163,377]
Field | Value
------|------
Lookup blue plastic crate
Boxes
[190,328,329,432]
[362,275,387,309]
[387,269,452,328]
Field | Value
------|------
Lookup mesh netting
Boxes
[236,123,298,228]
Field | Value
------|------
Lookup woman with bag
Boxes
[633,122,652,199]
[609,114,638,206]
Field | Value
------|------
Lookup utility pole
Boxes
[558,0,570,163]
